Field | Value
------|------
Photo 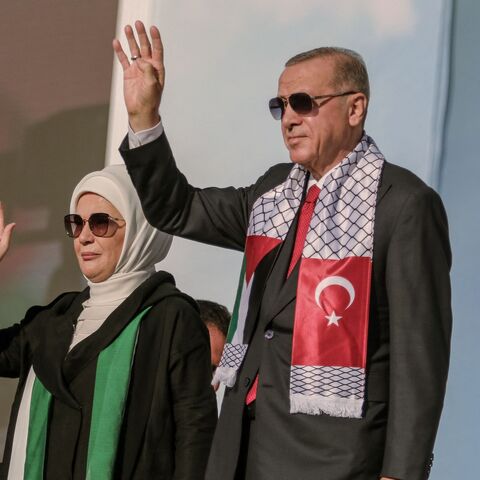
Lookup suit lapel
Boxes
[257,228,299,329]
[261,268,298,329]
[242,242,282,342]
[243,211,301,342]
[376,163,392,206]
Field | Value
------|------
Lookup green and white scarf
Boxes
[8,306,151,480]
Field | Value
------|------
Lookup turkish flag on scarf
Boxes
[292,256,372,367]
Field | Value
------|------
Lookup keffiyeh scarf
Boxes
[213,134,384,418]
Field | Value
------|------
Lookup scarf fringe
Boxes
[212,366,238,388]
[290,393,363,419]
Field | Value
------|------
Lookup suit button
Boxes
[264,329,274,340]
[244,377,251,387]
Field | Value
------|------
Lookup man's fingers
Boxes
[115,23,164,74]
[150,26,164,66]
[135,20,152,59]
[125,24,141,58]
[112,39,130,71]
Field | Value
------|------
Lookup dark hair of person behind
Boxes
[197,299,231,337]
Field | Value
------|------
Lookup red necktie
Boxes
[245,375,259,405]
[287,184,321,277]
[245,185,321,406]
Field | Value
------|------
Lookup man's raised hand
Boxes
[113,21,164,132]
[0,202,15,262]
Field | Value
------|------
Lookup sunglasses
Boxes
[268,91,358,120]
[64,213,125,238]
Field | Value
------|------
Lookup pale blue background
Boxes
[435,0,480,477]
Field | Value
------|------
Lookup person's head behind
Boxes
[275,47,369,179]
[197,299,230,373]
[66,164,172,284]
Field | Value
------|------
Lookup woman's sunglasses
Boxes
[268,91,358,120]
[64,213,125,238]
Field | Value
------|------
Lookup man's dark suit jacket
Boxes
[120,132,452,480]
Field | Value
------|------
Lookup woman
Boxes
[0,165,217,479]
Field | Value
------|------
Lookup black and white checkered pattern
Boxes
[218,343,248,369]
[248,136,383,263]
[304,139,383,259]
[291,366,365,399]
[248,170,304,239]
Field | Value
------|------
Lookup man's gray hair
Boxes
[286,47,370,100]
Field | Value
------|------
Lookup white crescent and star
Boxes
[314,276,356,327]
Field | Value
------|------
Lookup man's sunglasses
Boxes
[64,213,126,238]
[268,91,358,120]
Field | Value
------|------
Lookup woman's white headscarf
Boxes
[68,164,172,348]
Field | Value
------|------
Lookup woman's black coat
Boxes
[0,271,217,479]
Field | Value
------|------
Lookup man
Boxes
[197,299,230,372]
[113,21,451,480]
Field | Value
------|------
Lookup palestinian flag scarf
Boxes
[8,306,151,480]
[213,134,384,418]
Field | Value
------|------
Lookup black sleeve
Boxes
[168,300,218,480]
[0,292,77,378]
[381,187,452,480]
[120,132,291,251]
[0,304,41,377]
[0,322,23,377]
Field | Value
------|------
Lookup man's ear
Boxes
[348,93,368,127]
